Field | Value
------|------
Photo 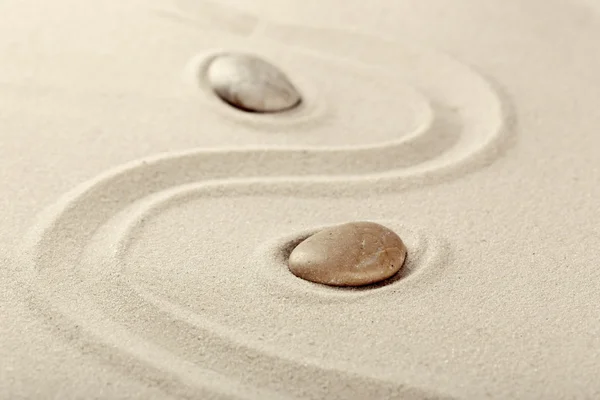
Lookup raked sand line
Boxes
[59,205,453,399]
[109,185,448,301]
[20,181,455,399]
[17,21,512,400]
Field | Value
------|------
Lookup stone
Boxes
[288,222,407,287]
[206,53,302,113]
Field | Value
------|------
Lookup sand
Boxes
[1,0,599,398]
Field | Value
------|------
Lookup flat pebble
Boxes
[206,53,302,113]
[288,222,407,287]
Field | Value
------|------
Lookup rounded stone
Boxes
[206,53,302,113]
[288,222,407,287]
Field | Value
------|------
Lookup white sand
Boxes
[1,0,600,398]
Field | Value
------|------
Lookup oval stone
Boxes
[206,53,302,113]
[288,222,407,287]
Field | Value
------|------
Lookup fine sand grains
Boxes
[1,0,600,399]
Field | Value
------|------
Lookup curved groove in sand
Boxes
[187,46,438,136]
[105,189,448,300]
[18,16,513,400]
[106,185,450,302]
[75,211,453,399]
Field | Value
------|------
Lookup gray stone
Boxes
[206,53,301,113]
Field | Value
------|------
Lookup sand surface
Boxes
[1,0,600,399]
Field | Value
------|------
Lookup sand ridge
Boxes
[3,0,600,399]
[13,11,510,399]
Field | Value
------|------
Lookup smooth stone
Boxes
[206,53,302,113]
[288,222,407,287]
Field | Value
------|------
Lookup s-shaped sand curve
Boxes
[18,17,513,400]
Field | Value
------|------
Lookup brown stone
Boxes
[288,222,407,287]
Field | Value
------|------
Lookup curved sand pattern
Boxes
[17,7,513,400]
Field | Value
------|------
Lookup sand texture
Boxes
[1,0,600,399]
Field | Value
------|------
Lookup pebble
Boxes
[206,53,302,113]
[288,222,407,287]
